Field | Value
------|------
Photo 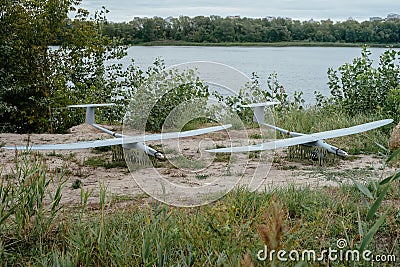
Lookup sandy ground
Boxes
[0,124,397,207]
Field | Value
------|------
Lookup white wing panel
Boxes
[311,119,393,140]
[4,138,123,150]
[67,103,115,108]
[242,101,280,108]
[4,124,232,151]
[206,119,393,153]
[206,134,317,153]
[123,124,232,143]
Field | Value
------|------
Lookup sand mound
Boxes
[68,123,100,134]
[389,122,400,151]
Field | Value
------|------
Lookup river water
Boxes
[119,46,393,103]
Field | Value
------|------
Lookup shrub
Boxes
[326,46,400,122]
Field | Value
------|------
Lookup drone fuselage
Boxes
[123,142,165,160]
[281,128,349,157]
[302,139,348,157]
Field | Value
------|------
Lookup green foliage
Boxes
[1,183,398,265]
[47,7,128,132]
[0,0,76,132]
[0,1,127,133]
[350,148,400,254]
[326,46,400,121]
[1,149,399,265]
[102,16,400,45]
[380,149,400,184]
[213,72,305,125]
[125,64,209,132]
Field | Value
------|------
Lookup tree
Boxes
[0,0,126,133]
[213,19,235,42]
[0,0,77,132]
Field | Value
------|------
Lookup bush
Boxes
[124,64,209,132]
[0,2,127,133]
[326,46,400,122]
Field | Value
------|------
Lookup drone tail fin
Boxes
[253,106,265,124]
[242,101,280,124]
[67,103,115,125]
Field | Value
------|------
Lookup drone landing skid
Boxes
[287,145,339,166]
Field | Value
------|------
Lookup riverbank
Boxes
[137,40,400,48]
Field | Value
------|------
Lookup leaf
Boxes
[351,178,373,200]
[0,206,15,226]
[386,149,400,164]
[366,185,389,221]
[374,142,388,152]
[359,212,387,252]
[380,171,400,185]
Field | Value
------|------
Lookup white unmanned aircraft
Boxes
[4,104,232,159]
[206,102,393,156]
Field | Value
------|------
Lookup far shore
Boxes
[135,40,400,48]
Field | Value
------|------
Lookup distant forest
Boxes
[96,16,400,45]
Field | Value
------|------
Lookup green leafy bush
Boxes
[125,64,209,132]
[213,72,305,125]
[0,1,127,133]
[326,46,400,122]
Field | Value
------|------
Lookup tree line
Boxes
[100,16,400,44]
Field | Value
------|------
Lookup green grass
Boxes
[1,182,398,266]
[249,133,263,139]
[1,149,399,266]
[71,179,82,189]
[195,173,209,180]
[82,155,127,169]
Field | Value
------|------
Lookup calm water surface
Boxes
[120,46,393,103]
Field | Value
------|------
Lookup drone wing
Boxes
[4,124,231,150]
[133,125,231,142]
[310,119,393,140]
[4,138,125,150]
[206,134,317,153]
[206,119,393,153]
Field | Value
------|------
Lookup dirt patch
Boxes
[0,124,396,207]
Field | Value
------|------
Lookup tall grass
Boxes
[1,179,398,266]
[0,150,65,263]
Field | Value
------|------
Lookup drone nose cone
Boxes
[154,152,165,160]
[337,149,348,157]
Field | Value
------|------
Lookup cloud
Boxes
[78,0,399,22]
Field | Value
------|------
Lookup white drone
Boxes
[4,104,231,159]
[206,102,393,156]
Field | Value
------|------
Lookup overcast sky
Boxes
[78,0,398,22]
